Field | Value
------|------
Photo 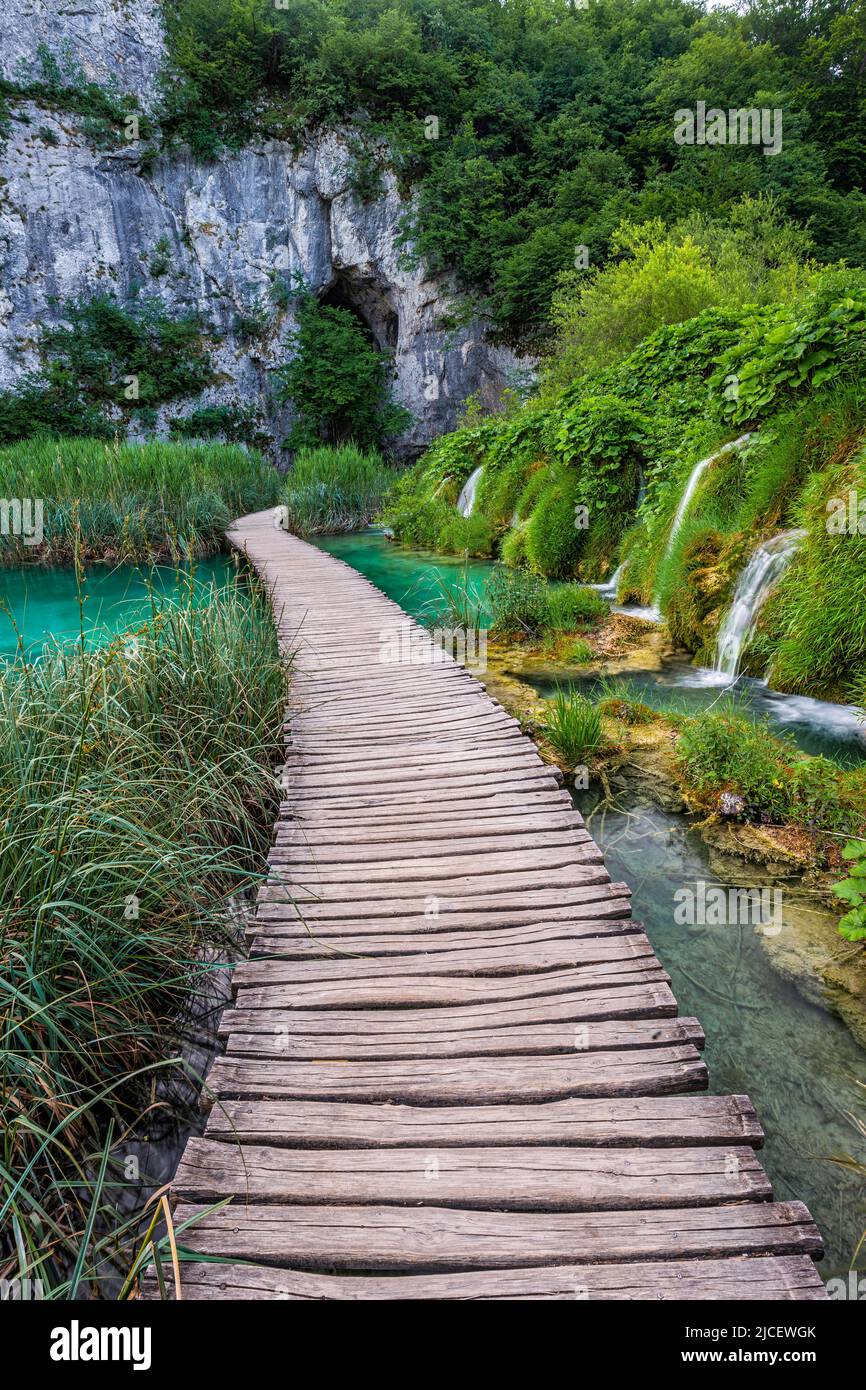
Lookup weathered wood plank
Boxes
[167,1200,822,1270]
[203,1094,763,1149]
[173,1140,771,1208]
[232,961,668,1010]
[203,1047,707,1103]
[218,983,677,1036]
[223,1016,704,1060]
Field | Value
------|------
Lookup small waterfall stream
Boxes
[457,465,484,518]
[714,529,806,678]
[656,434,753,603]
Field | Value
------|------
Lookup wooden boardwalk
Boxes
[151,510,826,1300]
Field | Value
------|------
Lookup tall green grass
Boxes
[542,685,603,767]
[0,437,281,564]
[281,444,396,535]
[0,575,289,1295]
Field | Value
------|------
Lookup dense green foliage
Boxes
[675,705,866,836]
[0,578,288,1293]
[273,286,410,452]
[280,443,395,535]
[0,438,280,563]
[159,0,866,340]
[168,402,268,448]
[388,258,866,699]
[0,293,213,446]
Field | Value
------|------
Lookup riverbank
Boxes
[477,637,866,1052]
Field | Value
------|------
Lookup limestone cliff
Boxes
[0,3,523,456]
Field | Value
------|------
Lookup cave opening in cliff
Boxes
[319,273,399,353]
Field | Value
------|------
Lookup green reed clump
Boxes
[0,437,281,565]
[0,576,289,1294]
[281,443,395,535]
[542,684,603,767]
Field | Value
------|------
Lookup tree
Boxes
[273,286,411,452]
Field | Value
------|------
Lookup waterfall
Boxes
[595,562,625,601]
[658,434,752,584]
[457,465,483,518]
[714,529,806,678]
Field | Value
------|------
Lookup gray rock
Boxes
[0,5,528,459]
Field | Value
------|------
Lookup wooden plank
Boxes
[223,1017,704,1060]
[232,961,668,1011]
[218,984,677,1036]
[247,920,641,956]
[203,1094,763,1149]
[232,935,654,989]
[252,899,634,936]
[142,1254,827,1300]
[167,1200,822,1270]
[173,1140,771,1208]
[202,1047,707,1103]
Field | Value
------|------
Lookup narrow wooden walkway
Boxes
[151,510,826,1300]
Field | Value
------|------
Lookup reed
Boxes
[542,684,603,767]
[0,437,281,564]
[0,573,289,1294]
[281,444,395,535]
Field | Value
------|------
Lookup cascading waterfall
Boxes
[714,529,806,678]
[457,466,483,518]
[595,562,625,601]
[656,434,753,599]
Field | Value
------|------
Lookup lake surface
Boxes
[314,527,866,1280]
[0,557,235,660]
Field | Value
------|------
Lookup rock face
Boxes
[0,0,165,105]
[0,7,524,458]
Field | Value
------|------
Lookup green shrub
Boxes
[281,443,395,535]
[486,565,549,637]
[542,686,603,767]
[524,471,584,578]
[169,402,267,447]
[435,512,495,558]
[676,707,793,821]
[0,293,213,445]
[546,583,608,631]
[273,282,411,452]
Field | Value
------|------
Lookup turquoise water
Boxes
[0,558,235,660]
[314,530,498,625]
[315,528,866,1279]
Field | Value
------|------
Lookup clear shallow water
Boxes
[314,528,866,1280]
[577,789,866,1279]
[0,558,235,660]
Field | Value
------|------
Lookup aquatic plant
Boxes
[280,443,396,535]
[0,575,289,1294]
[0,437,281,564]
[542,685,603,767]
